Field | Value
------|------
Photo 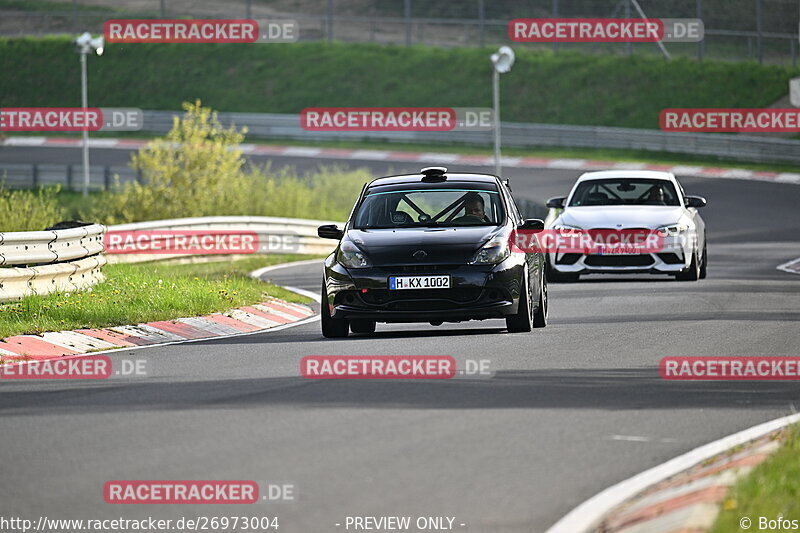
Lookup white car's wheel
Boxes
[675,251,700,281]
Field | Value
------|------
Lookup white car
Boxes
[545,170,707,282]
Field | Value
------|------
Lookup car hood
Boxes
[347,226,500,265]
[557,206,686,230]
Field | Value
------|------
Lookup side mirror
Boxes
[684,196,707,208]
[546,196,565,209]
[317,224,344,240]
[518,219,545,233]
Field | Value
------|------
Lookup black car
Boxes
[316,167,548,337]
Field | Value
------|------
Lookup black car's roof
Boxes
[367,173,500,189]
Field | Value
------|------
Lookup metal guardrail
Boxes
[156,111,800,165]
[0,163,138,191]
[0,216,339,302]
[0,224,105,266]
[106,216,340,263]
[3,111,800,190]
[0,224,107,302]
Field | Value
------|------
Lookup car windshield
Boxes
[353,188,505,229]
[568,178,681,207]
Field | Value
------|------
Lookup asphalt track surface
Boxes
[1,145,799,532]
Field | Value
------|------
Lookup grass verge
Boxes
[709,426,800,532]
[0,254,320,339]
[2,39,797,130]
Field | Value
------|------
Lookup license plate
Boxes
[596,246,640,256]
[389,275,450,290]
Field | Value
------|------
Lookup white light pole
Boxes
[490,46,514,178]
[74,32,104,197]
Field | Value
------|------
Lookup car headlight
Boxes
[657,223,690,237]
[551,223,584,239]
[337,240,372,269]
[469,236,511,265]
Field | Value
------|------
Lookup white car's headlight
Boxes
[337,240,372,269]
[469,236,511,265]
[551,223,584,239]
[657,223,690,236]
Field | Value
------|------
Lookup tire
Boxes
[321,283,349,338]
[699,242,707,279]
[506,270,533,333]
[675,251,700,281]
[350,319,376,334]
[532,274,548,328]
[546,261,579,283]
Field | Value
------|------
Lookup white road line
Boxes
[250,258,322,279]
[351,150,391,160]
[282,147,323,157]
[610,435,650,442]
[545,412,800,533]
[547,159,587,169]
[776,256,800,275]
[281,285,322,303]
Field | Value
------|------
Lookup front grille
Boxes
[378,265,458,272]
[584,254,654,267]
[657,252,684,264]
[361,288,482,305]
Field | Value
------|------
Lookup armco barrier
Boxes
[0,224,107,302]
[4,112,800,192]
[0,217,340,302]
[105,216,340,263]
[139,111,800,166]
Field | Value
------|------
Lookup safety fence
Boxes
[0,216,338,302]
[1,0,799,65]
[0,223,106,302]
[3,110,800,192]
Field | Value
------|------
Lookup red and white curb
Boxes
[595,433,782,533]
[4,136,799,184]
[546,412,800,533]
[0,297,315,364]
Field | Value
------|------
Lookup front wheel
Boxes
[675,251,700,281]
[546,261,579,283]
[699,242,708,279]
[506,271,533,333]
[321,283,349,338]
[532,275,547,328]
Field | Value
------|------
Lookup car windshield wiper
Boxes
[354,224,439,230]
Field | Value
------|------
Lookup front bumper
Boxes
[323,255,526,323]
[547,234,695,275]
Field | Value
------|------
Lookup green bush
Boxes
[82,101,367,224]
[0,184,66,232]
